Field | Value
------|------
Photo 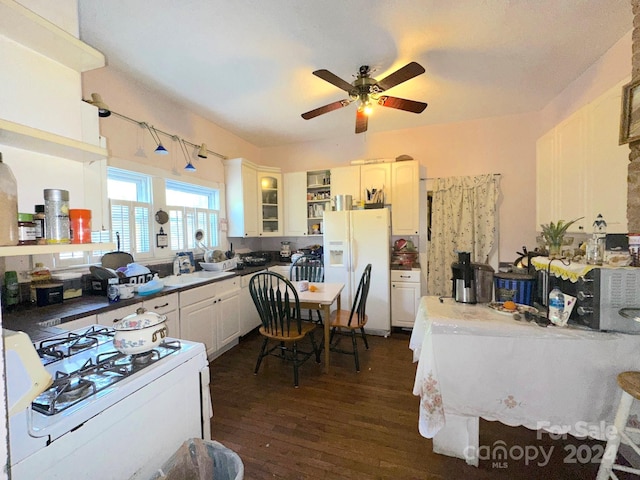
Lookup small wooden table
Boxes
[294,281,344,372]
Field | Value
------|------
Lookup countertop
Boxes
[2,262,289,340]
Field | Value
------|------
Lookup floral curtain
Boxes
[427,174,499,296]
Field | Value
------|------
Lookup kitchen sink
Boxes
[162,270,236,287]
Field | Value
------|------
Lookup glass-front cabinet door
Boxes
[258,170,283,236]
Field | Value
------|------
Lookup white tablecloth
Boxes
[410,296,640,441]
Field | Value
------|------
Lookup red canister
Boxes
[69,209,92,244]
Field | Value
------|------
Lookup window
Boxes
[166,180,220,251]
[56,168,221,266]
[106,168,153,259]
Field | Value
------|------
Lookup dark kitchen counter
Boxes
[2,260,291,340]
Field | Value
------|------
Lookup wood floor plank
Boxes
[209,329,606,479]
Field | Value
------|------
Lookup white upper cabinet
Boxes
[283,171,308,236]
[330,165,361,206]
[361,163,391,205]
[391,161,420,235]
[0,0,105,72]
[224,158,284,238]
[586,85,629,233]
[0,0,107,162]
[536,82,629,234]
[257,168,283,236]
[224,158,259,237]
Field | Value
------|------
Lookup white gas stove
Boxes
[6,325,212,480]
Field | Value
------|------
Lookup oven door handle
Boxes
[200,366,213,440]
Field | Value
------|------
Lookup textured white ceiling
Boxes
[78,0,632,147]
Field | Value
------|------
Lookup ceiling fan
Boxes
[301,62,428,134]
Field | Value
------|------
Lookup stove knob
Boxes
[577,306,594,316]
[577,290,593,302]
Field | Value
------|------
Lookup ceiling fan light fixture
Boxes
[302,62,427,134]
[197,143,208,159]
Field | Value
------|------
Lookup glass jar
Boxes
[33,204,46,244]
[44,189,70,244]
[17,213,37,245]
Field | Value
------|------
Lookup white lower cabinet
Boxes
[143,293,179,339]
[391,270,421,328]
[239,270,266,336]
[179,278,240,360]
[97,303,141,326]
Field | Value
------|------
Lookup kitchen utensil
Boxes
[225,242,234,259]
[113,307,168,355]
[451,252,476,304]
[101,232,134,270]
[90,265,119,280]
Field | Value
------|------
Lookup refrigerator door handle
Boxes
[351,239,357,273]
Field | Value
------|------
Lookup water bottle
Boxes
[548,287,565,323]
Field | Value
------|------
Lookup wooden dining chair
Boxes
[328,264,372,372]
[289,254,324,324]
[249,271,321,387]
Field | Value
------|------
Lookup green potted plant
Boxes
[540,217,583,258]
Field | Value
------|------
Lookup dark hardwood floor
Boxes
[209,328,607,479]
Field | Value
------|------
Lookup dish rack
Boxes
[200,258,237,271]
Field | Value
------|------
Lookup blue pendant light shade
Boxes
[179,138,196,172]
[155,142,169,155]
[141,122,169,155]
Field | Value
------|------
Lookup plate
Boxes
[487,302,538,316]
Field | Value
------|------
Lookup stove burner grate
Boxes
[36,326,115,365]
[32,340,183,416]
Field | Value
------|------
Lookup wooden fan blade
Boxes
[355,109,368,134]
[377,96,428,114]
[301,99,351,120]
[376,62,425,91]
[312,69,354,92]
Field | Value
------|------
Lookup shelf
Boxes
[307,184,331,189]
[0,242,116,257]
[0,0,105,72]
[307,217,324,220]
[0,118,108,162]
[307,199,330,203]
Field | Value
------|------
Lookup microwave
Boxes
[539,267,640,333]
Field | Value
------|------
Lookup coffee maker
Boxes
[451,251,495,304]
[280,241,292,261]
[451,252,476,304]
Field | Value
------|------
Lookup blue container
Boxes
[494,273,535,305]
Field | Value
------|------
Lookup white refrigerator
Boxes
[323,208,390,336]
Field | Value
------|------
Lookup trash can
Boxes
[150,438,244,480]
